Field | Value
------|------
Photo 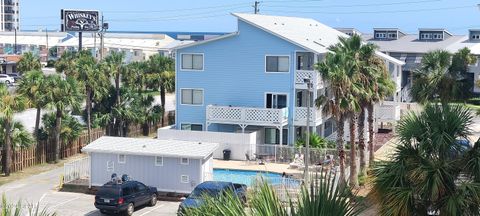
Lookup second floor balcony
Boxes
[293,106,323,126]
[206,105,288,128]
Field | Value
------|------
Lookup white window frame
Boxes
[155,156,163,166]
[265,55,290,73]
[181,175,189,183]
[107,161,114,172]
[181,53,204,71]
[180,88,204,106]
[118,154,126,164]
[265,92,289,109]
[180,123,204,131]
[181,158,189,165]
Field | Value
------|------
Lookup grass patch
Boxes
[140,89,160,97]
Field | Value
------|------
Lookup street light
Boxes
[303,77,313,184]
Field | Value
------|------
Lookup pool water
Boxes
[213,168,299,186]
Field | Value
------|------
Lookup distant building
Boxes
[0,0,19,32]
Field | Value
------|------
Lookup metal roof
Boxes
[362,34,467,54]
[82,136,219,159]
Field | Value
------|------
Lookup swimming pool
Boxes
[213,168,299,186]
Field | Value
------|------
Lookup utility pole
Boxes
[14,28,17,54]
[79,32,83,51]
[98,15,107,60]
[253,1,260,14]
[46,28,49,61]
[304,77,313,184]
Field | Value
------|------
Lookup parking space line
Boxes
[138,204,165,216]
[49,196,80,209]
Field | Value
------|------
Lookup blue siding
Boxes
[176,20,306,140]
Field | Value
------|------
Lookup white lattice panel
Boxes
[293,107,322,126]
[207,105,288,126]
[375,103,400,122]
[295,70,316,84]
[207,106,242,121]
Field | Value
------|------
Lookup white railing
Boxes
[64,157,90,184]
[294,106,322,126]
[206,105,288,126]
[376,101,401,122]
[295,70,323,88]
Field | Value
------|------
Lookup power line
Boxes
[105,11,250,23]
[102,2,251,14]
[263,0,442,8]
[263,5,475,14]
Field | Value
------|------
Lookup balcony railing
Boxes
[206,105,288,127]
[295,70,323,89]
[375,101,400,122]
[293,106,322,126]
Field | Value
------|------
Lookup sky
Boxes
[21,0,480,35]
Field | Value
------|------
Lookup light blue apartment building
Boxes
[174,13,404,145]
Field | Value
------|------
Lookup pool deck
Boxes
[213,159,303,178]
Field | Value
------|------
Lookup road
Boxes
[0,167,180,215]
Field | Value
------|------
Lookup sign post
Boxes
[61,9,100,52]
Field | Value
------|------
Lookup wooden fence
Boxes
[1,111,173,174]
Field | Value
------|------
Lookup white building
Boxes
[0,0,19,32]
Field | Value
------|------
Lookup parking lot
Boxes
[0,167,180,216]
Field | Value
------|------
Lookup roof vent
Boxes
[198,142,202,145]
[274,22,277,25]
[143,145,146,148]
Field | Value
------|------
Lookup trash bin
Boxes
[223,149,231,160]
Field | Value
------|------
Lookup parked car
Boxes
[0,74,14,85]
[178,181,247,215]
[94,176,158,216]
[7,73,21,82]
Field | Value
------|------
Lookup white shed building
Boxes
[82,136,218,194]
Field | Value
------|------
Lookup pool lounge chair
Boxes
[289,154,304,169]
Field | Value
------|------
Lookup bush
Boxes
[296,133,336,149]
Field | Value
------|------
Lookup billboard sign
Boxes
[62,9,100,32]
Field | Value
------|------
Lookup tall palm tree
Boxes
[104,51,125,135]
[147,54,175,126]
[0,84,27,176]
[75,51,109,143]
[316,52,358,186]
[54,51,77,77]
[16,70,46,140]
[43,75,82,162]
[373,104,480,215]
[17,52,41,73]
[0,119,34,149]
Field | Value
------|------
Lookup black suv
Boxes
[95,180,158,215]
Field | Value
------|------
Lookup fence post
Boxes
[274,145,277,163]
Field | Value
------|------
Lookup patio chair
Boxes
[289,154,304,169]
[245,153,257,165]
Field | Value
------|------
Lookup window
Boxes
[181,175,189,183]
[118,154,126,164]
[375,33,386,39]
[181,123,203,131]
[155,156,163,166]
[181,158,189,165]
[266,93,287,109]
[122,185,134,196]
[388,33,397,38]
[181,54,203,70]
[265,128,288,145]
[135,182,147,192]
[107,161,114,172]
[266,56,289,72]
[181,89,203,105]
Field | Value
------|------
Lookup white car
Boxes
[0,74,14,85]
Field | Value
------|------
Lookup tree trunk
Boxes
[160,85,166,127]
[34,106,41,142]
[349,113,358,188]
[115,73,121,136]
[336,113,346,187]
[368,103,375,167]
[358,107,367,177]
[86,87,92,143]
[4,120,11,176]
[54,108,62,163]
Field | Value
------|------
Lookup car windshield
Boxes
[189,188,221,199]
[97,186,121,198]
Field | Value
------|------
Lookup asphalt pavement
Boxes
[0,167,180,215]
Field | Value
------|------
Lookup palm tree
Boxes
[0,84,27,176]
[40,113,84,145]
[16,70,46,140]
[54,51,77,77]
[316,51,358,186]
[17,52,41,73]
[104,51,125,135]
[373,104,480,215]
[147,54,175,126]
[75,51,109,143]
[43,75,82,162]
[0,119,34,150]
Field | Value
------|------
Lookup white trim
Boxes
[88,153,92,188]
[180,123,204,131]
[179,88,204,106]
[180,175,189,183]
[180,53,204,71]
[264,92,289,109]
[180,158,190,165]
[106,161,114,172]
[155,156,163,166]
[118,154,126,164]
[265,54,291,73]
[174,32,239,50]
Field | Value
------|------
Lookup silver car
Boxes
[0,74,14,85]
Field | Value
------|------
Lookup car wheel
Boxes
[150,194,157,206]
[5,80,9,84]
[100,210,109,215]
[125,203,134,216]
